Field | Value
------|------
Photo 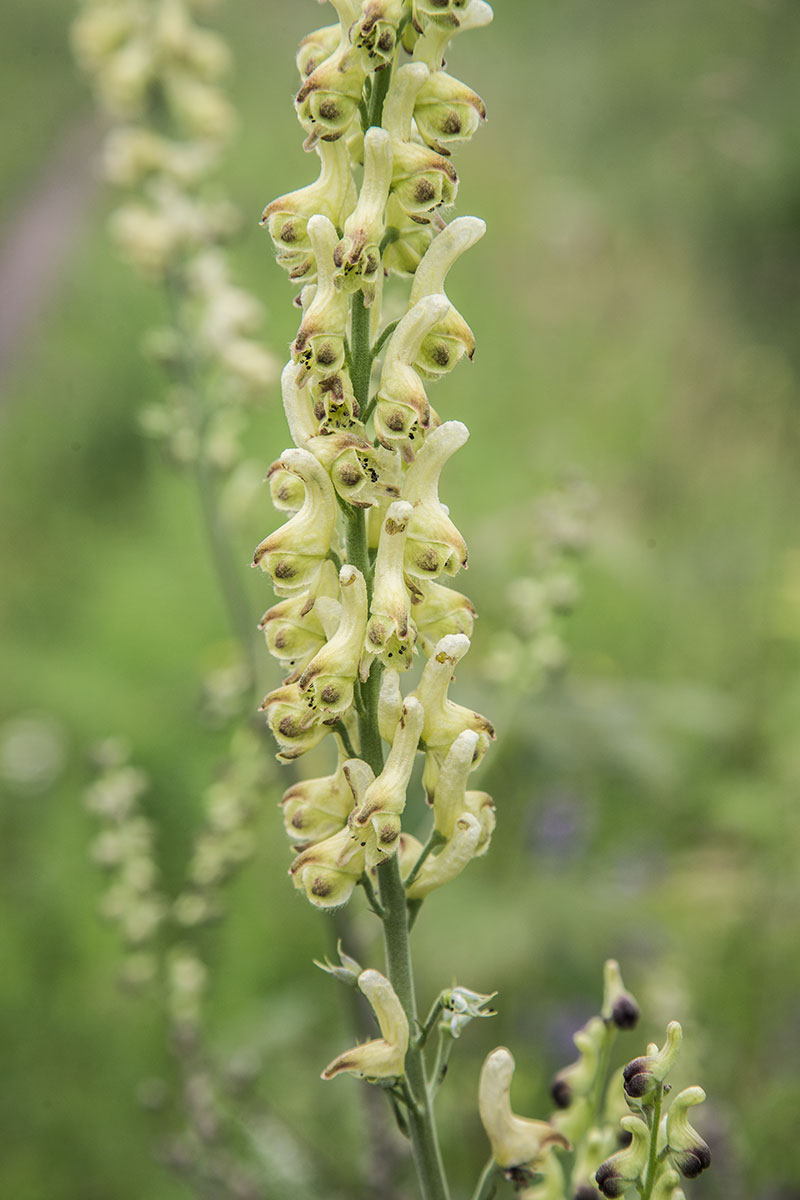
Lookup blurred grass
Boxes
[1,0,799,1197]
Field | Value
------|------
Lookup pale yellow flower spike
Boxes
[479,1048,570,1170]
[322,968,409,1080]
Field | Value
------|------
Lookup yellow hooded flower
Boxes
[322,968,409,1080]
[479,1048,569,1170]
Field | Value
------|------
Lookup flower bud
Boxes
[383,64,458,222]
[403,420,469,577]
[297,565,368,720]
[440,985,496,1038]
[352,0,405,69]
[666,1087,711,1179]
[261,141,356,282]
[280,735,357,846]
[374,295,449,459]
[430,730,494,854]
[409,217,485,379]
[314,938,363,986]
[322,968,409,1080]
[295,38,366,147]
[602,959,640,1031]
[309,432,400,509]
[332,127,393,304]
[414,69,486,155]
[293,216,349,382]
[595,1116,650,1198]
[550,1016,606,1109]
[289,825,365,906]
[253,448,338,595]
[622,1022,683,1101]
[349,699,424,863]
[259,682,329,761]
[365,501,417,668]
[411,633,494,758]
[479,1048,570,1171]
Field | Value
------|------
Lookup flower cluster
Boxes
[71,0,278,469]
[477,963,712,1200]
[255,0,495,922]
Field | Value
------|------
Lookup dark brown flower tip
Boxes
[550,1074,572,1109]
[595,1163,625,1198]
[611,994,640,1031]
[673,1146,711,1179]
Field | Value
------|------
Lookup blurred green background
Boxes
[1,0,799,1197]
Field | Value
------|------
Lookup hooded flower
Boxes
[322,968,409,1080]
[289,824,365,907]
[479,1048,570,1171]
[333,127,393,304]
[374,294,450,460]
[401,813,482,898]
[429,728,495,854]
[408,577,476,653]
[365,501,417,668]
[383,63,458,223]
[348,699,424,864]
[292,215,349,382]
[260,140,355,281]
[297,564,368,721]
[410,633,494,761]
[280,734,358,847]
[595,1116,650,1198]
[252,447,339,595]
[666,1087,711,1179]
[408,216,485,379]
[402,421,470,577]
[295,24,366,147]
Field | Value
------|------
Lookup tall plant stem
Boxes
[344,291,450,1200]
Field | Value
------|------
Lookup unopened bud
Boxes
[595,1116,650,1198]
[666,1087,711,1179]
[602,960,640,1031]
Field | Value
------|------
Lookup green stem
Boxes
[344,287,450,1200]
[471,1158,501,1200]
[640,1083,664,1200]
[378,855,450,1200]
[366,60,393,129]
